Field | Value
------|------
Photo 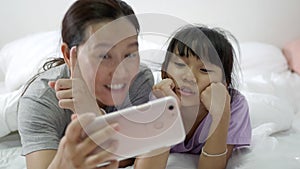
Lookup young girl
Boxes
[152,25,252,169]
[18,0,154,169]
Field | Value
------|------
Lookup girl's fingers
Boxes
[153,78,175,90]
[152,89,166,98]
[153,78,180,104]
[71,113,78,121]
[77,123,119,157]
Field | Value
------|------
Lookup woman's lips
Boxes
[105,83,126,91]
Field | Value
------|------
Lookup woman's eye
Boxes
[99,54,109,59]
[125,53,137,58]
[174,62,186,67]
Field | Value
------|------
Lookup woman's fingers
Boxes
[65,113,96,143]
[77,123,119,157]
[84,141,119,168]
[101,160,119,169]
[48,81,56,89]
[56,88,72,99]
[58,99,75,111]
[51,79,73,91]
[63,114,120,169]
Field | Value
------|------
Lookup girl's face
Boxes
[166,49,223,107]
[77,21,140,107]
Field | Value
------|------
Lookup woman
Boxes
[18,0,154,168]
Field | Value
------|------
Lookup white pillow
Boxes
[0,69,4,82]
[0,87,23,137]
[241,91,294,133]
[0,31,62,91]
[239,42,288,77]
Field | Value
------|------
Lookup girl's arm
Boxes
[197,109,233,169]
[134,147,170,169]
[198,82,233,169]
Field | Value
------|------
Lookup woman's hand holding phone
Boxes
[48,113,120,169]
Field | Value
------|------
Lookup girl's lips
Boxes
[178,86,196,96]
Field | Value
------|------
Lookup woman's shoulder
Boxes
[22,64,69,98]
[134,64,154,85]
[139,64,154,76]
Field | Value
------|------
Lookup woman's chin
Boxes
[100,96,126,107]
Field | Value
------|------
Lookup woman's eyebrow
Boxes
[127,41,138,48]
[92,40,138,50]
[93,42,112,49]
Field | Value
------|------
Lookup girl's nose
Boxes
[183,68,196,84]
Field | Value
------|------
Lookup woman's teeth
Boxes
[106,84,125,90]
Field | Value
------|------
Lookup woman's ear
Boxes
[61,43,71,68]
[61,43,77,72]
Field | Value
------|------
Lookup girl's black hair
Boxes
[162,25,241,96]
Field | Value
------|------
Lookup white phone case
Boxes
[83,96,186,164]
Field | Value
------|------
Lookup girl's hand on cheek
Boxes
[200,82,230,120]
[152,78,181,106]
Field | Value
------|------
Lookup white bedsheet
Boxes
[1,115,300,169]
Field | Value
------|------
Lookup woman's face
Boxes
[77,21,140,107]
[166,49,223,107]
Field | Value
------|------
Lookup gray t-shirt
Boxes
[18,64,154,155]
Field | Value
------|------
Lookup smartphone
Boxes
[82,96,186,165]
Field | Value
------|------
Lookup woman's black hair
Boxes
[48,0,139,69]
[22,0,139,95]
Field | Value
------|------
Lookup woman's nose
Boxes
[110,59,128,79]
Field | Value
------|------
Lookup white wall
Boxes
[127,0,300,47]
[1,0,299,48]
[0,0,75,48]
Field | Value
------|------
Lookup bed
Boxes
[1,0,300,167]
[0,27,300,169]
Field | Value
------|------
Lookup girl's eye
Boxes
[200,69,212,73]
[174,62,186,67]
